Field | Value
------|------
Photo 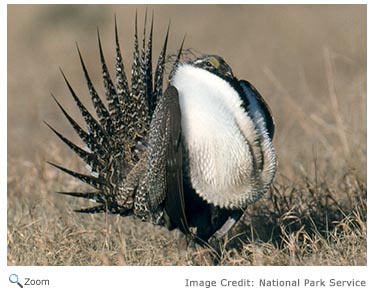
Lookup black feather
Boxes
[48,161,108,190]
[57,191,106,203]
[51,94,108,160]
[145,12,154,113]
[60,69,112,151]
[114,17,131,138]
[74,205,106,214]
[153,23,170,107]
[76,44,115,136]
[114,15,130,96]
[97,29,125,134]
[131,12,141,96]
[44,120,102,172]
[168,35,186,82]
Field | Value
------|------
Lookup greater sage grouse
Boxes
[47,14,277,253]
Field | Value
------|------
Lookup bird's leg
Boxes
[208,210,244,255]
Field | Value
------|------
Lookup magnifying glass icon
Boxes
[9,274,23,288]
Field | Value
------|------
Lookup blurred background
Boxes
[8,4,366,179]
[7,5,367,265]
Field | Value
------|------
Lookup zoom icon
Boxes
[9,273,24,288]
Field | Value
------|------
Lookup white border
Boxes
[2,266,371,294]
[3,1,371,294]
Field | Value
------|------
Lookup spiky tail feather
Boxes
[47,15,178,215]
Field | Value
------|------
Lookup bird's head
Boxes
[192,55,234,81]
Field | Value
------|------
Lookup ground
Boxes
[7,4,366,266]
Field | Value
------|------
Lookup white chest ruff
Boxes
[171,65,275,209]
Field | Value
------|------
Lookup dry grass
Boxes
[7,151,367,266]
[7,4,366,266]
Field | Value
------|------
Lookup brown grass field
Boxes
[7,4,366,265]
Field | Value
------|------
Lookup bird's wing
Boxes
[164,87,189,235]
[145,86,190,234]
[239,80,275,140]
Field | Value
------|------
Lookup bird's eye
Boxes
[206,61,213,68]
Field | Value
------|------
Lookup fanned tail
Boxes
[48,162,108,190]
[77,44,115,137]
[97,29,125,136]
[145,12,154,114]
[153,23,170,109]
[114,16,130,140]
[47,14,171,216]
[169,35,186,82]
[44,121,102,173]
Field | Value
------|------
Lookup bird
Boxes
[46,13,277,255]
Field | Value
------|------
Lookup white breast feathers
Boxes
[171,64,276,209]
